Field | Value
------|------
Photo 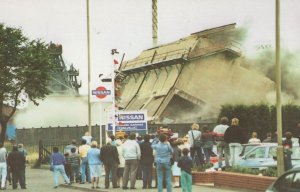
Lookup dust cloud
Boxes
[242,49,300,105]
[14,95,101,128]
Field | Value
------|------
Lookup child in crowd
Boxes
[64,153,72,180]
[177,148,193,192]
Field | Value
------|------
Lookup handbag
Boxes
[191,131,202,148]
[168,144,175,166]
[50,165,54,171]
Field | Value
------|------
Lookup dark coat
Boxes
[7,151,26,172]
[139,141,154,166]
[224,125,247,144]
[171,145,182,162]
[100,144,119,165]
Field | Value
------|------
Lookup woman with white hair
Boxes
[188,123,204,166]
[87,141,101,189]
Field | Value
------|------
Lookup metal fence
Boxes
[16,122,215,147]
[16,125,105,146]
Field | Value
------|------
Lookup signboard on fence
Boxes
[107,110,147,132]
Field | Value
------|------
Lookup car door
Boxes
[239,146,269,169]
[272,171,300,192]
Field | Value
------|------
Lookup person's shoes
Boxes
[96,186,101,189]
[80,182,85,184]
[113,186,120,188]
[174,186,180,188]
[91,186,95,189]
[122,186,129,189]
[54,186,58,189]
[142,186,147,189]
[130,187,136,189]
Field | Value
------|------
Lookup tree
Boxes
[0,23,55,142]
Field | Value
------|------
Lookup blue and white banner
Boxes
[107,110,147,132]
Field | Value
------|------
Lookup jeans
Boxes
[217,141,230,168]
[53,164,70,187]
[156,162,172,192]
[81,157,91,183]
[284,153,292,171]
[190,147,204,166]
[142,164,152,188]
[229,143,242,166]
[180,171,192,192]
[0,162,7,188]
[203,147,213,164]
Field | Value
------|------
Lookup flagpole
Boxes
[111,49,118,136]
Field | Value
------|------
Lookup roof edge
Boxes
[191,23,236,36]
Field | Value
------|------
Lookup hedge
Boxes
[217,104,300,140]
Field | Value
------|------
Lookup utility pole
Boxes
[276,0,285,176]
[86,0,92,133]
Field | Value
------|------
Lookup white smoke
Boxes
[14,95,102,128]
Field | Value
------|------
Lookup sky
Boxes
[1,0,300,96]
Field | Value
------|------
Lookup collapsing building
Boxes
[115,24,274,123]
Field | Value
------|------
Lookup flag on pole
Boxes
[114,59,119,64]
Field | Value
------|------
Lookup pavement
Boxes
[2,167,254,192]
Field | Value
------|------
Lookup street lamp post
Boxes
[86,0,92,134]
[276,0,285,176]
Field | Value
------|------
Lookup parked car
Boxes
[238,144,300,170]
[213,143,300,170]
[266,167,300,192]
[212,143,264,169]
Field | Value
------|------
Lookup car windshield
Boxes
[246,147,266,159]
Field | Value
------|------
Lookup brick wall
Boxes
[192,171,276,192]
[192,172,214,184]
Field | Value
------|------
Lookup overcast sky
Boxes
[1,0,300,95]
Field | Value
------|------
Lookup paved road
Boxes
[3,168,254,192]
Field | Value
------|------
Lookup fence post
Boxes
[38,139,42,168]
